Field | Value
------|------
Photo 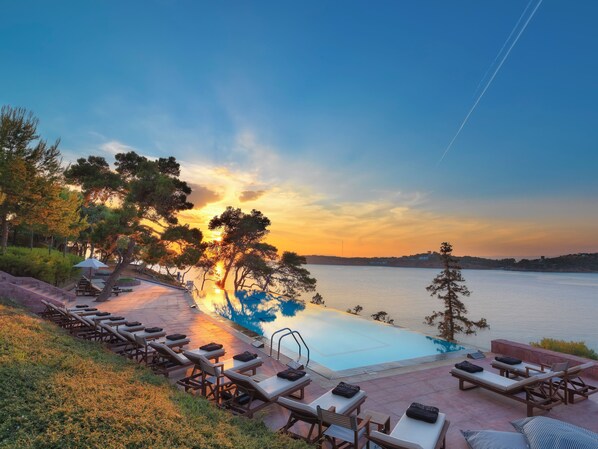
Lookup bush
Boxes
[530,338,598,360]
[0,298,310,449]
[0,246,82,285]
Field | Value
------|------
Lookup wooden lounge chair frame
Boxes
[317,405,370,449]
[223,371,311,418]
[451,368,565,416]
[279,390,367,443]
[560,362,597,404]
[198,356,262,404]
[368,419,450,449]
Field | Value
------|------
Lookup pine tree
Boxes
[425,242,488,342]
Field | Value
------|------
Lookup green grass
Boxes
[0,246,82,285]
[531,338,598,360]
[0,298,312,449]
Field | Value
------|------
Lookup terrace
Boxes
[89,280,598,448]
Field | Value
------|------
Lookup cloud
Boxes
[239,190,266,202]
[100,140,137,156]
[187,184,222,209]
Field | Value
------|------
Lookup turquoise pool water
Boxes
[193,289,465,373]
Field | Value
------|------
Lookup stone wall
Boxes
[491,339,598,380]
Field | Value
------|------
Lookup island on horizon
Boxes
[305,252,598,273]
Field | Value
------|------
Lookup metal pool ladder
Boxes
[270,328,310,368]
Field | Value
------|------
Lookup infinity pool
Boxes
[193,289,466,375]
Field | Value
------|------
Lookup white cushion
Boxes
[462,430,529,449]
[254,374,310,399]
[451,368,553,392]
[278,388,366,417]
[387,412,446,449]
[512,416,598,449]
[310,389,366,415]
[324,424,366,442]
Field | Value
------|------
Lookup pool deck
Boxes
[89,280,598,448]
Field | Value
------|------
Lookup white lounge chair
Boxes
[223,370,311,418]
[197,354,263,403]
[368,412,449,449]
[278,388,367,443]
[450,367,566,416]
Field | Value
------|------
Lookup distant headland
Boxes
[305,252,598,273]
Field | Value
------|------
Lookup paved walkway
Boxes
[83,280,598,449]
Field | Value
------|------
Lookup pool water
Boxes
[193,289,466,374]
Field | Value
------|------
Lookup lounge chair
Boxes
[148,341,194,377]
[278,387,367,443]
[223,369,311,418]
[132,330,188,364]
[368,412,449,449]
[182,347,227,392]
[196,354,263,403]
[560,361,597,404]
[450,366,566,416]
[491,359,549,378]
[317,405,370,449]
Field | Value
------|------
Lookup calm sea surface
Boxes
[298,265,598,351]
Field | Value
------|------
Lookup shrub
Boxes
[530,338,598,360]
[0,298,310,449]
[0,246,82,285]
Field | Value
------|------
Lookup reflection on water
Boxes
[209,289,306,335]
[425,336,464,354]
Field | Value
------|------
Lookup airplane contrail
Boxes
[438,0,543,165]
[472,0,535,98]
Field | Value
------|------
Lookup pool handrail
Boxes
[270,327,310,367]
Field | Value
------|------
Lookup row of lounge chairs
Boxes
[75,276,125,297]
[39,299,449,449]
[451,357,597,417]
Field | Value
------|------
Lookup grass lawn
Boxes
[0,298,311,449]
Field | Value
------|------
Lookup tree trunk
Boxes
[0,214,8,255]
[96,238,136,302]
[30,230,34,250]
[219,256,236,288]
[48,236,53,255]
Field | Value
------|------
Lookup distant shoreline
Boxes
[304,253,598,274]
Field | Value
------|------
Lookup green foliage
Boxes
[65,151,194,301]
[371,311,394,325]
[209,207,271,288]
[0,299,311,449]
[0,105,63,253]
[0,246,81,285]
[530,338,598,360]
[346,305,363,315]
[425,242,488,342]
[310,293,325,306]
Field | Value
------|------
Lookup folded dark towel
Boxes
[75,304,89,308]
[200,342,223,352]
[144,327,163,333]
[455,361,484,373]
[109,316,125,321]
[84,308,98,312]
[124,321,141,327]
[495,356,522,365]
[166,333,187,341]
[277,368,307,382]
[95,312,110,317]
[233,351,258,362]
[332,382,360,398]
[406,402,439,424]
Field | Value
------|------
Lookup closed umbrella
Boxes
[74,258,108,279]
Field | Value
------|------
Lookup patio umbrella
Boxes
[73,258,108,278]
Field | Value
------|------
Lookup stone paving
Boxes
[86,280,598,449]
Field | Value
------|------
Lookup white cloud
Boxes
[100,140,137,156]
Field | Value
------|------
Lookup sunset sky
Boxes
[2,1,597,258]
